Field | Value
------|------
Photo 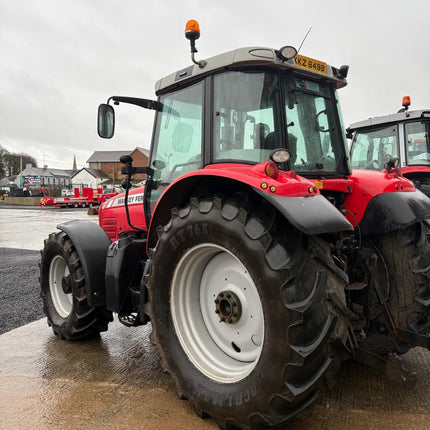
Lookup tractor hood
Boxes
[99,187,146,241]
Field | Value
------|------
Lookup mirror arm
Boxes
[121,165,154,176]
[108,96,159,111]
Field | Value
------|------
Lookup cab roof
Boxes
[155,47,348,94]
[349,109,430,131]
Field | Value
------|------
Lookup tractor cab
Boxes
[348,97,430,196]
[98,22,352,228]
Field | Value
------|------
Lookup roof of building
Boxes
[87,148,150,163]
[20,164,70,178]
[134,147,150,158]
[86,150,133,163]
[71,167,110,179]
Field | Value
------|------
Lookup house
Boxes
[71,168,111,191]
[86,147,149,183]
[17,164,72,189]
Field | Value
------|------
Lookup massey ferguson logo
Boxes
[105,192,145,208]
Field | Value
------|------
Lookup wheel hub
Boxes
[215,290,241,323]
[49,255,73,318]
[170,243,264,382]
[62,275,72,295]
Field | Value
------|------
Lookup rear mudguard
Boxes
[358,190,430,235]
[148,173,353,248]
[57,220,110,307]
[256,191,353,234]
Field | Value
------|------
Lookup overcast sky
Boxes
[1,0,429,171]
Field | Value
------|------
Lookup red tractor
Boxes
[40,21,430,430]
[348,96,430,197]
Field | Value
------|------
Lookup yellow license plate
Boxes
[313,180,324,189]
[295,55,327,74]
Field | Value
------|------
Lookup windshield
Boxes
[405,120,430,166]
[212,70,347,175]
[350,124,399,170]
[283,77,348,175]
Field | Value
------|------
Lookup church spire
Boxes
[73,154,77,171]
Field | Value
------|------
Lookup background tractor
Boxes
[39,21,430,430]
[348,96,430,196]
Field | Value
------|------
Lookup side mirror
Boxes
[98,104,115,138]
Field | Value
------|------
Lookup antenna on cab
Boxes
[297,27,312,54]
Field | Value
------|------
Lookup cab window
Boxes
[405,121,430,165]
[350,125,399,170]
[213,71,279,164]
[149,81,203,212]
[150,81,203,184]
[283,77,343,174]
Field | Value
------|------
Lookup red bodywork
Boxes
[402,165,430,176]
[98,162,417,242]
[99,187,147,240]
[99,162,322,241]
[316,169,415,228]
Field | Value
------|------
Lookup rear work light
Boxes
[269,148,291,164]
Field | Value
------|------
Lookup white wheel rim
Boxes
[171,243,264,383]
[49,255,73,318]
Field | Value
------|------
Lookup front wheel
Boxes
[39,231,112,340]
[148,196,345,429]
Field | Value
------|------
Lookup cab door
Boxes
[144,80,205,223]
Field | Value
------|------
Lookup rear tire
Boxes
[39,231,112,340]
[375,220,430,343]
[148,196,345,429]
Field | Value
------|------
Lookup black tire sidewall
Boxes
[374,221,430,333]
[40,232,112,339]
[40,234,78,334]
[149,202,308,421]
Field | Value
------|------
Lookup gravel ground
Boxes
[0,248,45,334]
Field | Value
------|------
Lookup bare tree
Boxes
[0,146,37,178]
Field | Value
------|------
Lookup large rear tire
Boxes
[39,231,112,340]
[374,220,430,344]
[148,196,346,429]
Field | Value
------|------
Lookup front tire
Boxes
[148,196,344,429]
[39,231,112,340]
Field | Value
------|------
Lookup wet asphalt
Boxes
[0,204,95,335]
[0,204,429,429]
[0,248,43,334]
